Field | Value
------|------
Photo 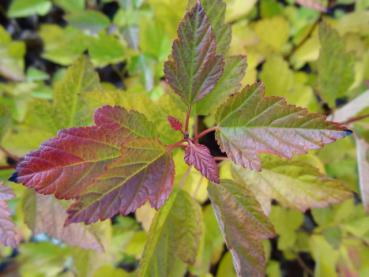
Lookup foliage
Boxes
[0,0,369,276]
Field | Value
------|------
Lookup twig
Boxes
[194,126,218,142]
[166,139,187,152]
[0,146,19,162]
[296,255,314,276]
[0,165,15,170]
[343,113,369,125]
[286,15,322,60]
[214,156,228,162]
[184,106,192,135]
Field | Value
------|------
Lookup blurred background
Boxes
[0,0,369,276]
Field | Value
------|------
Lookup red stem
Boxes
[184,106,192,134]
[343,113,369,125]
[166,139,187,152]
[0,165,15,170]
[195,126,219,142]
[0,146,19,162]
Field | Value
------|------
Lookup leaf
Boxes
[167,115,182,131]
[88,32,126,67]
[215,82,352,171]
[138,189,202,277]
[0,26,25,81]
[39,24,90,65]
[28,56,100,133]
[8,0,51,18]
[196,55,247,115]
[208,180,275,277]
[23,191,104,251]
[200,0,231,55]
[164,3,224,105]
[11,106,174,225]
[295,0,327,12]
[232,155,352,215]
[317,22,356,106]
[65,11,110,34]
[354,133,369,212]
[184,141,219,183]
[0,182,20,247]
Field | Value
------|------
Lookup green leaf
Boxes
[317,22,356,106]
[215,82,351,171]
[310,235,339,277]
[0,100,12,141]
[260,55,314,106]
[208,180,275,277]
[196,55,247,115]
[65,11,110,34]
[232,154,352,214]
[88,32,126,67]
[28,56,100,132]
[0,26,25,81]
[39,24,90,65]
[53,0,85,13]
[138,189,202,277]
[164,3,224,105]
[8,0,52,18]
[253,16,290,53]
[269,206,304,251]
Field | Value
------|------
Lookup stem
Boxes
[0,165,15,170]
[184,106,192,134]
[195,126,218,142]
[296,255,314,277]
[0,146,19,162]
[166,139,187,152]
[214,156,228,161]
[286,15,321,60]
[192,176,203,198]
[343,113,369,125]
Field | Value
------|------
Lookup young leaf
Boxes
[0,182,20,247]
[317,22,355,107]
[167,115,183,132]
[215,82,352,171]
[23,192,104,251]
[208,180,275,277]
[232,155,352,215]
[164,3,224,105]
[139,189,202,277]
[184,141,219,183]
[11,106,174,225]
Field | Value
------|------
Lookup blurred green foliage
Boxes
[0,0,369,276]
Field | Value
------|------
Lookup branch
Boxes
[343,113,369,125]
[194,126,219,142]
[0,146,19,162]
[0,165,15,170]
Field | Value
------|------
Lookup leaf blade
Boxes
[164,3,224,105]
[215,82,351,170]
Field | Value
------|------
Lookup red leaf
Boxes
[0,182,20,247]
[167,116,182,131]
[184,141,219,183]
[11,106,175,225]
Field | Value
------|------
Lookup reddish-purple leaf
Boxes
[184,141,219,183]
[167,116,183,132]
[215,82,352,171]
[164,3,224,105]
[0,182,20,247]
[11,106,174,225]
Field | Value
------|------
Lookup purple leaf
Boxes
[184,141,219,183]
